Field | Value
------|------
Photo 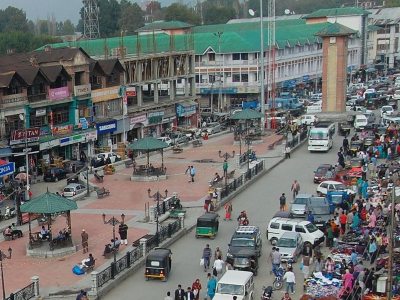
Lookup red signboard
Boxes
[10,128,40,145]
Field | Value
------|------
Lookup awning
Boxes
[0,147,13,158]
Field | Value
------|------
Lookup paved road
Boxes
[104,132,343,300]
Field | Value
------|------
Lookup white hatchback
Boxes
[63,183,86,197]
[381,105,394,118]
[316,180,355,196]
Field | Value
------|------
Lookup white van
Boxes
[353,114,368,131]
[266,217,325,247]
[214,270,254,300]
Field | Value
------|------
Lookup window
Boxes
[232,74,241,82]
[295,225,306,233]
[232,53,241,60]
[195,75,200,83]
[209,75,216,83]
[30,114,46,127]
[195,55,202,63]
[281,224,292,231]
[241,53,248,60]
[241,74,248,82]
[208,53,215,61]
[50,106,69,125]
[270,222,279,229]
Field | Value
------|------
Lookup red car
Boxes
[313,164,334,183]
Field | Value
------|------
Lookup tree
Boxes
[98,0,121,37]
[0,31,61,55]
[202,0,237,24]
[62,20,76,35]
[385,0,400,7]
[146,1,163,21]
[0,6,28,33]
[119,1,145,34]
[164,3,201,25]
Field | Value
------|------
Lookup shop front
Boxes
[110,118,130,146]
[176,101,198,127]
[96,119,117,149]
[128,114,147,142]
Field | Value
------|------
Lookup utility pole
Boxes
[388,186,399,299]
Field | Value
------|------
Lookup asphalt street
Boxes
[104,132,343,300]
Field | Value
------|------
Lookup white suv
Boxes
[300,114,318,126]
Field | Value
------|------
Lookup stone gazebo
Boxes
[20,191,78,258]
[128,137,169,182]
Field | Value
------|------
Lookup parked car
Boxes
[316,180,355,196]
[276,232,304,262]
[157,136,173,146]
[300,114,318,126]
[313,164,334,183]
[43,167,67,182]
[290,194,312,217]
[91,152,121,168]
[170,132,189,145]
[305,197,331,230]
[62,183,86,197]
[203,122,222,135]
[380,105,394,117]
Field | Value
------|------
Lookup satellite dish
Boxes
[284,9,290,15]
[248,9,255,16]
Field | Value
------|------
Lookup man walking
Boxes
[174,284,185,300]
[223,160,228,178]
[190,165,196,182]
[81,229,89,253]
[202,244,212,272]
[118,221,128,245]
[283,267,296,294]
[270,247,281,274]
[279,193,286,211]
[291,180,300,199]
[185,166,192,182]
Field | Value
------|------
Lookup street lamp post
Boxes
[102,214,125,277]
[245,137,252,171]
[218,150,235,186]
[0,247,12,300]
[249,5,265,132]
[147,188,168,246]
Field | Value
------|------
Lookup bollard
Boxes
[178,213,185,228]
[236,154,240,168]
[140,238,147,255]
[31,276,39,297]
[149,206,155,222]
[90,271,99,296]
[216,187,222,203]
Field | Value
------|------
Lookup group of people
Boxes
[165,275,217,300]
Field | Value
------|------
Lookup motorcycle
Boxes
[4,207,16,220]
[272,266,285,290]
[261,286,273,300]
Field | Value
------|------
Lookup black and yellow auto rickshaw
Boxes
[145,248,172,281]
[195,212,219,239]
[227,248,258,275]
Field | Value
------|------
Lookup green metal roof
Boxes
[128,136,168,151]
[231,109,263,120]
[303,7,371,19]
[137,21,193,32]
[368,25,381,32]
[315,22,357,37]
[37,19,343,57]
[20,191,78,214]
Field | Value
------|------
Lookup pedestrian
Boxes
[190,165,196,182]
[207,273,217,299]
[118,221,128,245]
[164,291,173,300]
[76,290,85,300]
[281,292,292,300]
[325,257,335,280]
[326,223,334,247]
[283,267,296,294]
[270,247,281,274]
[214,247,223,261]
[339,211,347,235]
[186,287,195,300]
[191,279,202,300]
[213,255,224,278]
[291,180,300,199]
[81,229,89,253]
[314,257,323,273]
[369,238,378,264]
[224,202,232,220]
[284,145,291,159]
[174,284,185,300]
[279,193,286,211]
[223,160,228,178]
[302,254,311,279]
[202,244,212,272]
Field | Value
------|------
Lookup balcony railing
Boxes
[0,93,28,107]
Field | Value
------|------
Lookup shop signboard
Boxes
[1,93,27,106]
[39,139,60,151]
[126,87,137,97]
[0,162,15,177]
[36,108,46,117]
[10,128,40,145]
[59,134,86,146]
[85,130,97,141]
[79,118,89,130]
[200,87,237,94]
[74,84,91,97]
[49,86,70,101]
[176,103,197,117]
[148,111,164,124]
[96,120,117,134]
[52,124,73,136]
[130,114,147,125]
[92,87,120,103]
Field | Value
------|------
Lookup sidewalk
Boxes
[1,131,286,296]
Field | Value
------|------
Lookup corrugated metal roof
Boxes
[20,191,78,214]
[303,7,371,18]
[136,21,193,32]
[315,22,357,37]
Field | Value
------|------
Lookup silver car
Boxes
[63,183,86,197]
[276,232,303,262]
[290,194,312,217]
